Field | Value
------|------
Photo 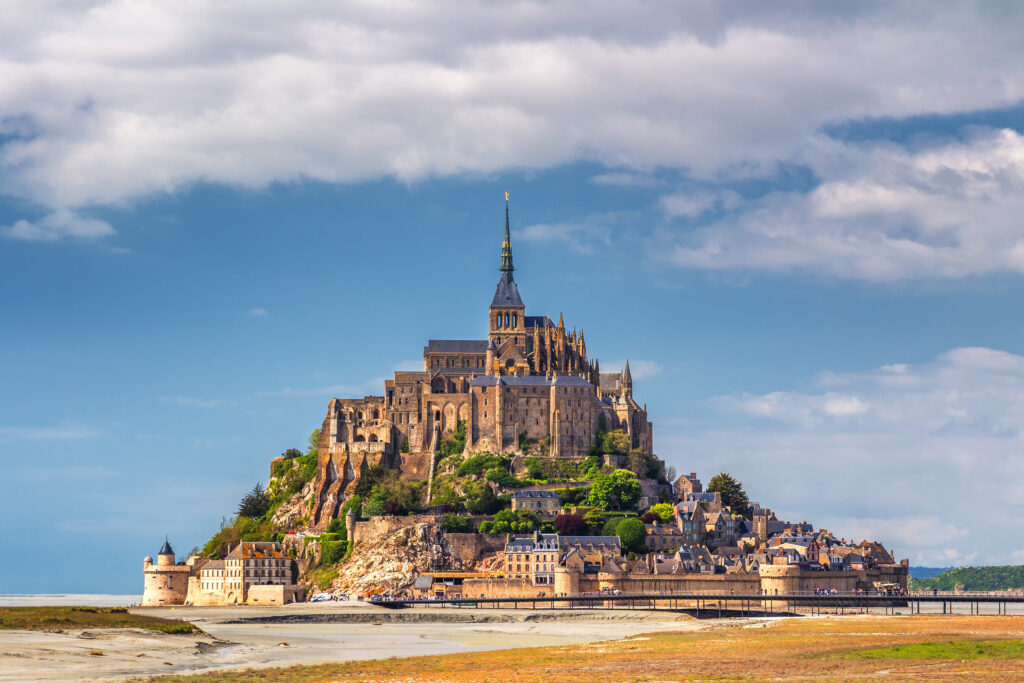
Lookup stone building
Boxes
[511,489,560,515]
[185,541,301,606]
[141,540,190,606]
[312,199,654,526]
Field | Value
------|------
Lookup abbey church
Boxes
[312,200,652,525]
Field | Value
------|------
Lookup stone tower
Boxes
[142,539,190,606]
[488,195,525,349]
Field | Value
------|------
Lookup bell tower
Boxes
[489,192,525,349]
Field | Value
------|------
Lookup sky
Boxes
[3,1,1024,593]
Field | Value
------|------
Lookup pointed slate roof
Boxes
[158,539,174,556]
[491,198,524,308]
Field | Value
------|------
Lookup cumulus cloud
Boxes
[2,2,1024,214]
[663,347,1024,564]
[661,129,1024,279]
[0,210,115,241]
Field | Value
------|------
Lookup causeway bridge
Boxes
[373,592,1024,618]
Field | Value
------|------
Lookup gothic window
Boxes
[504,313,510,327]
[512,313,518,328]
[496,314,502,328]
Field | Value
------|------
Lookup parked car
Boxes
[310,592,332,602]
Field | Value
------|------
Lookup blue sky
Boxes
[4,2,1024,593]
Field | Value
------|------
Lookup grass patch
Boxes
[841,639,1024,661]
[0,606,201,634]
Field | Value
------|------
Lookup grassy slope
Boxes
[141,615,1024,682]
[0,606,201,634]
[910,565,1024,591]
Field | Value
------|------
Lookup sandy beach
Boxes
[0,602,714,682]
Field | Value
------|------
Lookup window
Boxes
[512,313,517,327]
[504,313,510,327]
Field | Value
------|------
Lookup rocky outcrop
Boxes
[328,523,472,596]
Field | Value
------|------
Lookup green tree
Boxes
[588,469,641,510]
[308,428,321,454]
[614,517,648,554]
[465,484,502,515]
[601,429,631,455]
[648,502,675,523]
[707,472,750,514]
[281,448,303,459]
[437,420,467,458]
[237,483,271,519]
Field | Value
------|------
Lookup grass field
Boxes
[141,614,1024,682]
[0,606,201,634]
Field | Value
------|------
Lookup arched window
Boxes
[372,409,379,420]
[505,313,510,327]
[512,313,517,328]
[496,314,502,328]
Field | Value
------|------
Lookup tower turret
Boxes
[623,360,633,395]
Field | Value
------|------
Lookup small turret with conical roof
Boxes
[623,360,633,395]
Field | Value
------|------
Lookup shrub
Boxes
[648,502,675,523]
[485,467,527,488]
[320,532,341,543]
[325,518,346,538]
[439,514,474,533]
[437,420,467,458]
[465,485,503,515]
[321,540,349,566]
[458,453,507,476]
[554,513,587,536]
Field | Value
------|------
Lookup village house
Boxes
[511,489,560,515]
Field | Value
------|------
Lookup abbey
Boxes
[312,200,652,525]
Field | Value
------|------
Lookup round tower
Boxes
[345,507,356,543]
[142,538,190,606]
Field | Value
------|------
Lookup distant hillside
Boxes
[909,565,1024,592]
[908,566,955,580]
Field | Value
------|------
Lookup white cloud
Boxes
[247,307,268,317]
[0,210,114,241]
[3,3,1024,213]
[0,425,102,440]
[517,218,614,254]
[590,171,664,188]
[607,359,662,381]
[663,347,1024,565]
[661,129,1024,279]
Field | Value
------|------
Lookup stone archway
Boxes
[443,403,457,432]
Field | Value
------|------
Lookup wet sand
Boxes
[0,603,712,682]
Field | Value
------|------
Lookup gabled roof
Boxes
[424,339,488,354]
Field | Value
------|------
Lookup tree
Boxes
[237,483,271,519]
[614,517,648,554]
[308,428,321,453]
[601,429,631,455]
[281,448,302,459]
[665,465,678,485]
[707,472,749,515]
[588,469,642,510]
[465,484,502,515]
[554,513,587,536]
[648,502,675,523]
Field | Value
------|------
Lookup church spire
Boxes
[500,191,514,272]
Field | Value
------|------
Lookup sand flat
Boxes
[0,605,708,682]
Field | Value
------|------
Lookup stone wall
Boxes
[397,452,433,480]
[463,577,551,598]
[351,515,442,545]
[759,565,859,594]
[141,565,190,606]
[443,532,507,567]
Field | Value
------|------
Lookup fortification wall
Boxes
[463,577,551,598]
[758,565,859,594]
[597,572,760,596]
[443,532,507,566]
[351,515,442,545]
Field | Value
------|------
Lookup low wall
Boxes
[759,565,859,594]
[463,577,552,599]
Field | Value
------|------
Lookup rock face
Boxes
[330,523,471,596]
